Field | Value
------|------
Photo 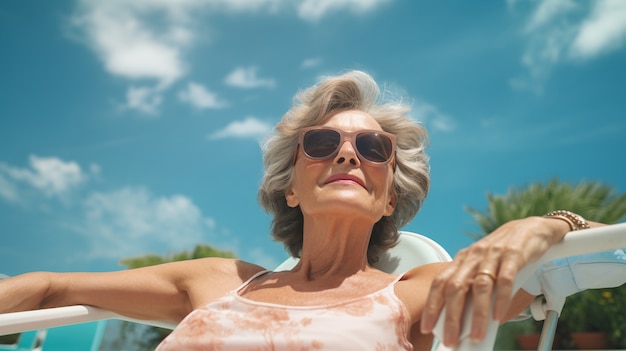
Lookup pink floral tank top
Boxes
[156,271,413,351]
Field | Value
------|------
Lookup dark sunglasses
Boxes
[298,126,397,164]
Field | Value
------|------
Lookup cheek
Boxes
[289,160,323,194]
[373,167,395,192]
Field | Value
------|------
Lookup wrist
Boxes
[537,216,570,245]
[21,272,54,310]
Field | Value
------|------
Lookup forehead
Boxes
[320,110,382,131]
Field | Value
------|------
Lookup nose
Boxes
[334,140,360,166]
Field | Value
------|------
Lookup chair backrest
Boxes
[274,231,453,272]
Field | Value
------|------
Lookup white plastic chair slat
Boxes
[0,305,176,335]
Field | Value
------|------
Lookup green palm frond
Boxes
[466,178,626,239]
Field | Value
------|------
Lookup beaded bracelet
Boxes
[544,210,590,231]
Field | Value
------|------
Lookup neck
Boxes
[293,216,375,280]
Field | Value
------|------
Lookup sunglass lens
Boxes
[303,129,341,158]
[356,133,393,163]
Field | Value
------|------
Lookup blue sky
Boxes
[1,0,625,276]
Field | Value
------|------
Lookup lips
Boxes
[323,174,366,188]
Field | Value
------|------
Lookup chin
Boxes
[315,198,383,218]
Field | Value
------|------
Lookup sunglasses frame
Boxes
[297,126,397,165]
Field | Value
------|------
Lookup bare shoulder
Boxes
[179,257,266,308]
[182,257,266,287]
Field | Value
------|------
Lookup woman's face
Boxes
[286,110,396,223]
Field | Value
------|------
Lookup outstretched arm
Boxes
[419,215,606,347]
[0,258,264,323]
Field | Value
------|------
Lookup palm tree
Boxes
[465,178,626,349]
[466,178,626,239]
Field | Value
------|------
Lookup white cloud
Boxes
[513,0,626,93]
[224,67,276,89]
[569,0,626,59]
[297,0,390,22]
[300,57,323,69]
[0,155,91,199]
[71,0,196,114]
[413,101,456,133]
[69,0,389,114]
[89,163,102,176]
[79,187,216,259]
[208,117,273,140]
[524,0,578,32]
[0,155,224,261]
[0,174,18,202]
[124,86,163,115]
[71,0,192,86]
[178,82,228,109]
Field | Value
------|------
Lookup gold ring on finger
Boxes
[476,270,497,281]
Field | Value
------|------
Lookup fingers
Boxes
[421,245,524,346]
[421,250,480,346]
[420,275,445,333]
[421,274,465,345]
[492,255,520,320]
[469,270,495,332]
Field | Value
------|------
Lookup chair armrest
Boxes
[0,305,176,336]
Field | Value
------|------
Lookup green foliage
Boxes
[465,178,626,349]
[466,178,626,239]
[560,287,626,348]
[494,318,541,350]
[119,244,235,269]
[110,243,236,351]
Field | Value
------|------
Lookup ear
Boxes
[383,189,397,217]
[285,187,299,208]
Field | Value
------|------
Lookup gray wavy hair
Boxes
[258,70,430,263]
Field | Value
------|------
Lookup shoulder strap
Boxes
[234,269,271,292]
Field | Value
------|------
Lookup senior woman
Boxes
[0,70,609,350]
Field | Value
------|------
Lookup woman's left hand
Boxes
[419,216,570,346]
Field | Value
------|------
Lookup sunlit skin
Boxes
[286,110,397,270]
